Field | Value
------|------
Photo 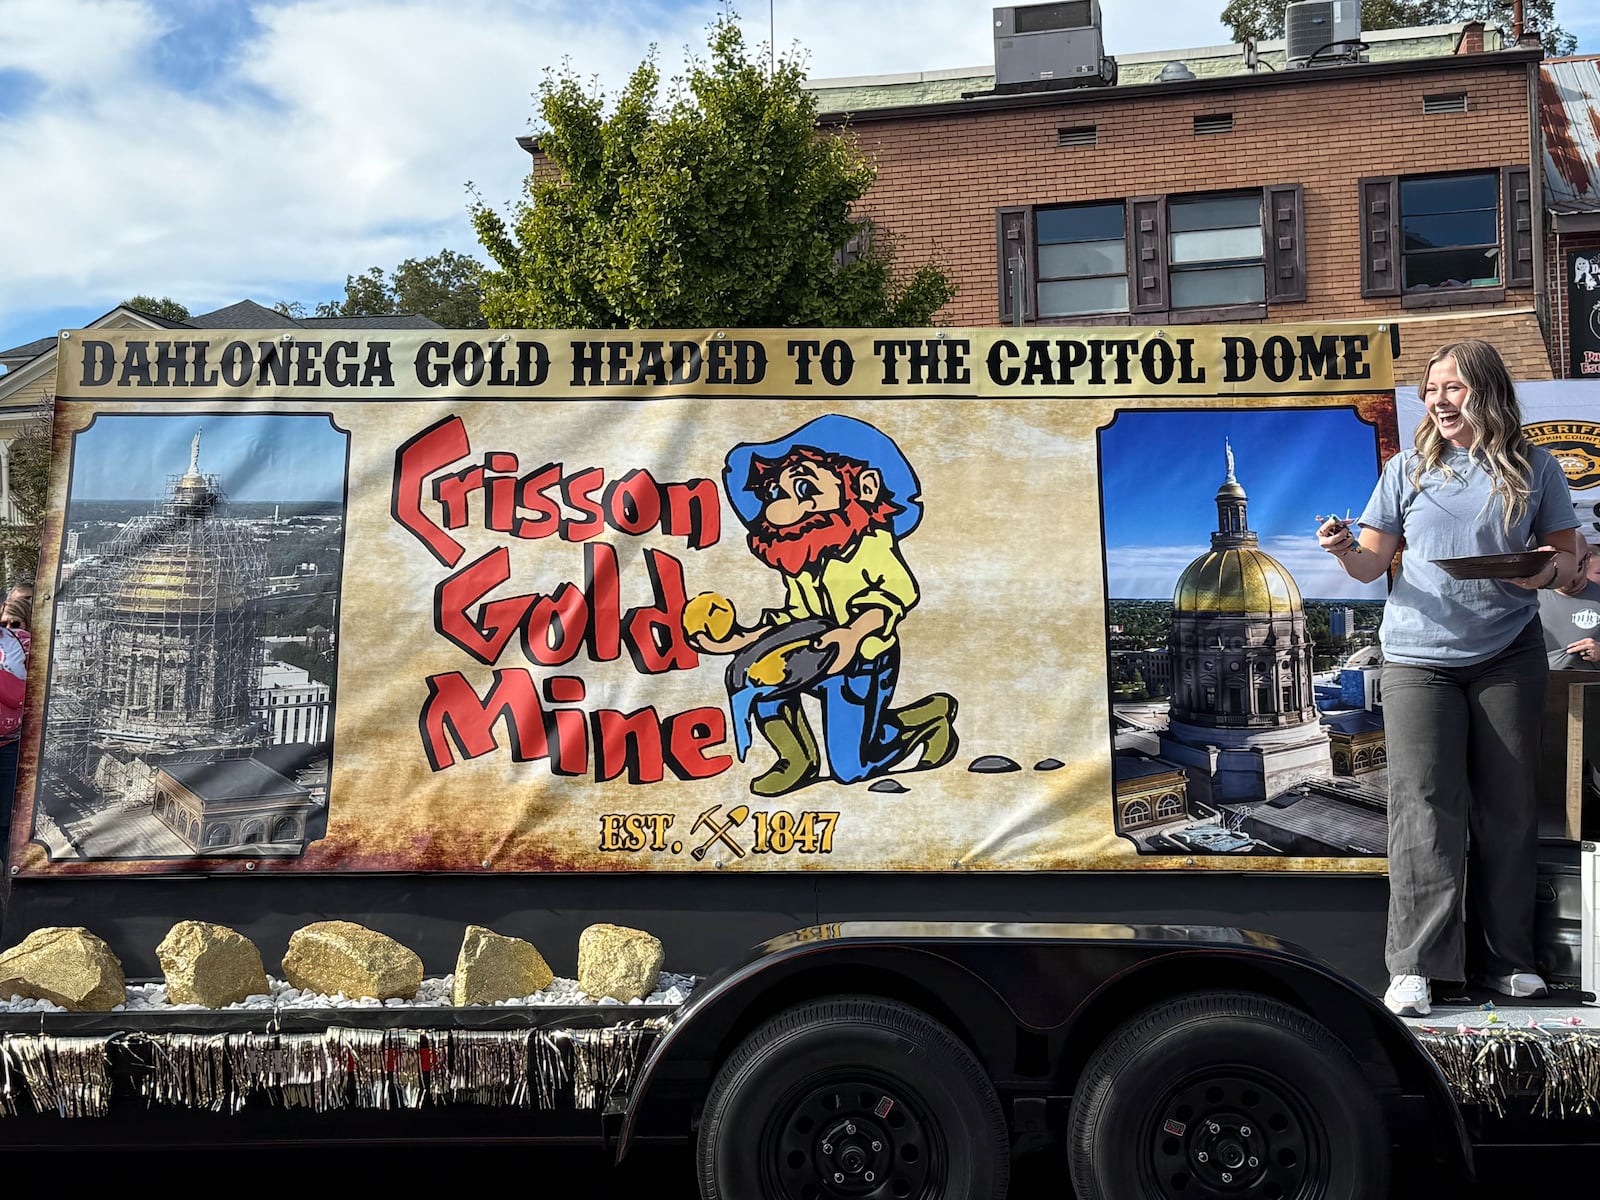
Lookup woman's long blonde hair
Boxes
[1410,339,1533,534]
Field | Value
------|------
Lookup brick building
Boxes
[1540,56,1600,378]
[808,22,1553,382]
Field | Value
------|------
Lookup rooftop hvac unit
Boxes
[1285,0,1363,68]
[994,2,1117,91]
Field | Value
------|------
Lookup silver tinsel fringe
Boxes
[123,1032,230,1112]
[442,1029,531,1108]
[0,1037,17,1117]
[0,1021,664,1117]
[0,1035,112,1118]
[3,1023,1596,1122]
[569,1025,656,1112]
[1415,1030,1600,1118]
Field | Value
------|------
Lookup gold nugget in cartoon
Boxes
[685,415,957,796]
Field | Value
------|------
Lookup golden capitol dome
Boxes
[1172,439,1305,617]
[1174,546,1304,615]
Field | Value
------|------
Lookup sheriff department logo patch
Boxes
[1525,420,1600,490]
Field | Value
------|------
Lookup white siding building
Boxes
[254,659,331,745]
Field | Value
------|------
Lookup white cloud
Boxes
[0,0,164,89]
[1108,534,1390,601]
[0,0,1233,340]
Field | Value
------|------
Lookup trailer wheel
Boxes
[1069,991,1387,1200]
[696,995,1008,1200]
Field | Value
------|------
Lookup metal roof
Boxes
[1540,57,1600,214]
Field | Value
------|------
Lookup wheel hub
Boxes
[1152,1075,1315,1198]
[821,1115,890,1186]
[767,1082,938,1199]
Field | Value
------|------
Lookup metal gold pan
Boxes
[1431,550,1557,580]
[724,618,837,699]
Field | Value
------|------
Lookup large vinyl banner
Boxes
[11,324,1403,876]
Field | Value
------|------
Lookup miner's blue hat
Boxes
[722,414,922,538]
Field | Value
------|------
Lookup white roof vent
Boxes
[1157,61,1197,82]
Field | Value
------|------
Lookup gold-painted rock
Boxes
[577,923,663,1002]
[452,925,555,1006]
[156,920,270,1009]
[281,920,423,1001]
[0,926,127,1012]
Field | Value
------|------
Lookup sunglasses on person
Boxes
[1,618,25,629]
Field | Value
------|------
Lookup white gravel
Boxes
[1,972,697,1015]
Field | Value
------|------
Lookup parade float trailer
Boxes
[1,323,1597,1198]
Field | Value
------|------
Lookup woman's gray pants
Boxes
[1380,617,1546,982]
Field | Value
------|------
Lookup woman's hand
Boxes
[1507,546,1563,591]
[1315,515,1359,557]
[1315,516,1395,585]
[1516,529,1589,592]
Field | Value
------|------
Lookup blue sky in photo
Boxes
[66,413,347,503]
[1101,407,1390,601]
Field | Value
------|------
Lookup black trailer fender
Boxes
[617,920,1471,1181]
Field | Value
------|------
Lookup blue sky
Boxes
[0,0,1595,357]
[1101,407,1390,601]
[66,413,348,502]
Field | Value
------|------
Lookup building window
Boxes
[1169,193,1265,308]
[1361,167,1532,301]
[998,183,1302,324]
[1036,203,1128,317]
[1400,173,1500,292]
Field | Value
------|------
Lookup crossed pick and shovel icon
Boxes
[689,803,750,861]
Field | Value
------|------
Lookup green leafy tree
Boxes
[470,19,955,329]
[313,250,487,327]
[122,295,190,321]
[0,395,54,586]
[1221,0,1576,56]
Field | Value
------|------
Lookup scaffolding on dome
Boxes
[43,438,269,798]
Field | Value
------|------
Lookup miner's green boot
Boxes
[893,693,959,770]
[751,703,821,797]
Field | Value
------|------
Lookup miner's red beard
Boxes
[748,499,884,575]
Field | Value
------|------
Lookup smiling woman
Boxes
[1316,339,1586,1020]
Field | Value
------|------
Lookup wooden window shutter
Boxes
[1359,175,1400,299]
[1501,166,1533,288]
[1128,195,1168,313]
[1265,183,1306,304]
[996,206,1035,323]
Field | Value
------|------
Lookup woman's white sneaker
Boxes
[1384,974,1431,1016]
[1480,971,1549,998]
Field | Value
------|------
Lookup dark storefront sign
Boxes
[1569,250,1600,378]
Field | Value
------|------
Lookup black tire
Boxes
[696,995,1009,1200]
[1068,991,1388,1200]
